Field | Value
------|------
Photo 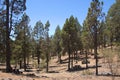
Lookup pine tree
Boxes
[106,0,120,45]
[54,25,62,63]
[33,20,44,70]
[62,15,78,70]
[85,0,104,75]
[5,0,26,72]
[14,13,30,71]
[44,20,50,72]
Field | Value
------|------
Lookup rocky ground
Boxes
[0,52,120,80]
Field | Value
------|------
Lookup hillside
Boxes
[0,49,120,80]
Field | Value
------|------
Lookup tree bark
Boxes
[46,52,49,72]
[23,26,26,71]
[46,33,49,73]
[71,53,73,69]
[57,42,62,64]
[59,54,62,63]
[94,26,98,75]
[85,51,88,69]
[103,35,106,48]
[110,35,113,50]
[19,60,22,69]
[6,0,12,72]
[10,0,15,32]
[58,52,61,64]
[37,46,40,70]
[23,45,26,71]
[68,40,71,71]
[75,51,78,63]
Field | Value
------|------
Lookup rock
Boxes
[82,59,90,64]
[13,69,23,74]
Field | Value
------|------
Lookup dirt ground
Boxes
[0,52,120,80]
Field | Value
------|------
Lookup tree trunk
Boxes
[75,51,78,63]
[103,35,106,48]
[71,53,73,69]
[58,53,61,64]
[27,54,29,65]
[37,49,40,70]
[46,52,49,72]
[46,33,49,73]
[23,50,26,71]
[10,0,15,32]
[6,0,12,72]
[85,51,88,69]
[110,35,113,50]
[68,40,71,71]
[59,54,62,63]
[23,27,26,71]
[94,27,98,75]
[19,60,22,69]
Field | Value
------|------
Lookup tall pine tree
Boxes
[85,0,104,75]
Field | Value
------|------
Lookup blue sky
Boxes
[26,0,115,35]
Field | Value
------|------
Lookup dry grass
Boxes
[0,47,120,80]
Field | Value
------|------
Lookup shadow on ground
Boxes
[98,74,120,77]
[67,65,102,72]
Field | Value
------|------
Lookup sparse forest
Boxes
[0,0,120,80]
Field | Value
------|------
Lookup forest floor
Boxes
[0,49,120,80]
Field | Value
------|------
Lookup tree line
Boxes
[0,0,120,75]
